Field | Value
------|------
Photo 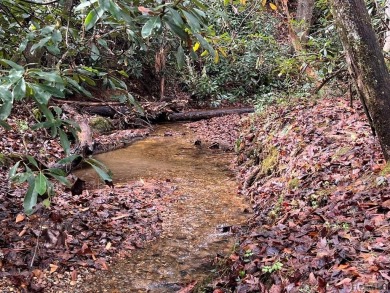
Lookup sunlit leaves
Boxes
[0,59,24,71]
[176,45,185,69]
[193,42,200,52]
[269,3,277,11]
[59,128,71,156]
[84,6,105,31]
[34,172,47,196]
[91,43,100,61]
[194,33,215,56]
[75,0,98,12]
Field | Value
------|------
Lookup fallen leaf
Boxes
[15,214,25,223]
[335,278,352,287]
[309,272,317,285]
[70,270,77,286]
[381,199,390,209]
[49,264,59,273]
[138,6,151,14]
[32,269,43,279]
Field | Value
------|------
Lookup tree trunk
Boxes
[330,0,390,160]
[278,0,318,81]
[295,0,316,44]
[384,0,390,52]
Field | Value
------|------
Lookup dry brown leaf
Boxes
[71,270,77,281]
[382,199,390,209]
[335,278,352,286]
[15,213,25,223]
[337,264,350,270]
[32,269,43,279]
[49,264,59,273]
[70,270,77,286]
[138,6,151,14]
[309,272,317,285]
[269,284,282,293]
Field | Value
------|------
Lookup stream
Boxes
[77,124,248,292]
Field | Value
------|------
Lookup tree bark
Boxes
[330,0,390,160]
[278,0,319,81]
[62,104,94,157]
[295,0,316,44]
[384,0,390,52]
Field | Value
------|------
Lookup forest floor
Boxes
[1,95,390,292]
[209,97,390,292]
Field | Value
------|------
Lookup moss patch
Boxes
[0,153,6,166]
[288,178,300,190]
[89,117,113,134]
[332,147,352,160]
[260,147,279,176]
[380,162,390,176]
[0,153,12,167]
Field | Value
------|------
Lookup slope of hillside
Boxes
[215,97,390,292]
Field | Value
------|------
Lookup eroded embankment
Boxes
[214,98,390,292]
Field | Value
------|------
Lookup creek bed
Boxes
[77,124,248,292]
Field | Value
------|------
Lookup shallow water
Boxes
[78,124,248,292]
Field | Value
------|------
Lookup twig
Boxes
[349,82,353,108]
[30,215,44,268]
[313,66,346,94]
[20,0,59,5]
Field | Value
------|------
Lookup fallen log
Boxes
[52,99,124,106]
[82,105,129,118]
[167,107,254,122]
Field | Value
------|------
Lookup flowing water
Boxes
[78,124,248,292]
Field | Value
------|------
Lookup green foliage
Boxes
[0,0,217,214]
[262,261,283,273]
[8,158,71,215]
[180,1,285,106]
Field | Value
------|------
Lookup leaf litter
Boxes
[211,97,390,292]
[0,103,170,292]
[2,97,390,292]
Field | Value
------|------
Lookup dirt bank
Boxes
[211,97,390,292]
